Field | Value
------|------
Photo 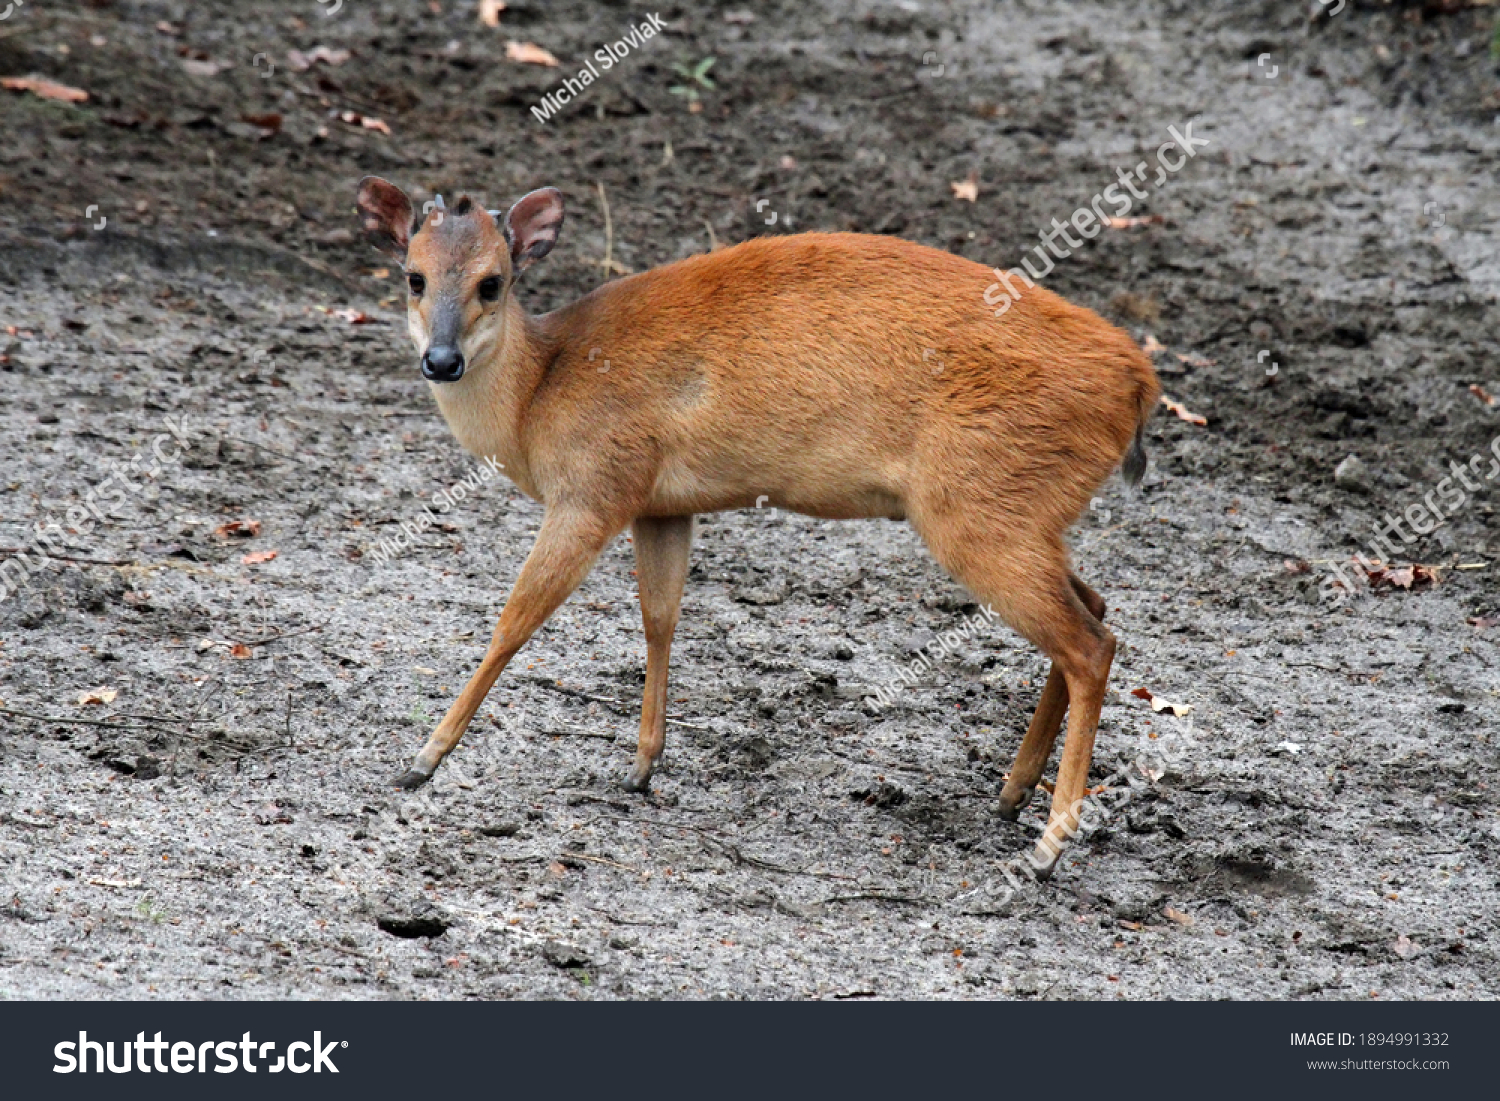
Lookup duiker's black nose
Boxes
[421,345,465,382]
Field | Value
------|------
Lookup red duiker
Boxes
[355,177,1159,875]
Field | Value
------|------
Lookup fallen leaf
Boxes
[229,643,253,659]
[286,46,351,71]
[214,519,262,538]
[181,58,233,77]
[1469,383,1496,407]
[477,0,506,27]
[1392,934,1417,960]
[950,171,979,202]
[77,687,118,707]
[1130,686,1194,717]
[240,112,283,136]
[333,308,373,324]
[122,591,152,607]
[1367,563,1439,592]
[1175,352,1216,368]
[2,76,90,103]
[1283,558,1311,575]
[1104,214,1165,229]
[338,110,391,135]
[1160,395,1207,426]
[1140,334,1166,356]
[87,876,143,889]
[413,667,439,676]
[241,550,278,565]
[1163,905,1194,926]
[506,41,560,67]
[154,20,180,36]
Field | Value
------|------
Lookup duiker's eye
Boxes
[478,276,501,302]
[407,272,426,296]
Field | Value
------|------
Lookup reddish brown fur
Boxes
[355,177,1159,876]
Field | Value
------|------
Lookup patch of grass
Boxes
[669,57,716,107]
[134,895,166,924]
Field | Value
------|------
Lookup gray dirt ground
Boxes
[0,0,1497,999]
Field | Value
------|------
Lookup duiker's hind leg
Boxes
[998,575,1106,819]
[625,514,694,792]
[917,523,1116,878]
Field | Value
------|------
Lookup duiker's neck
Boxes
[427,294,548,498]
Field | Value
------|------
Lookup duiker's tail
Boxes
[1121,367,1160,488]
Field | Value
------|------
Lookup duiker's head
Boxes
[355,176,564,383]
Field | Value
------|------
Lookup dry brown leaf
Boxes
[2,76,90,103]
[477,0,507,26]
[122,590,152,606]
[1104,214,1165,229]
[1140,334,1166,356]
[1470,383,1496,407]
[506,41,560,67]
[240,112,283,136]
[214,519,262,539]
[1367,563,1439,592]
[1130,686,1194,717]
[333,308,373,324]
[950,171,979,202]
[1175,352,1216,368]
[1160,395,1207,426]
[77,686,118,707]
[1163,905,1194,926]
[229,643,254,659]
[241,550,278,565]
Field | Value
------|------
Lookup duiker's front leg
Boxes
[625,515,694,791]
[393,508,621,789]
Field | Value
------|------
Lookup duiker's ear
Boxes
[503,187,565,274]
[356,176,416,258]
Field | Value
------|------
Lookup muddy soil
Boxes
[1,0,1497,1000]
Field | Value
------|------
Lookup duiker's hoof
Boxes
[997,785,1032,821]
[623,759,654,793]
[392,768,432,791]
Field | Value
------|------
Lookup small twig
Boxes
[558,851,637,872]
[0,549,132,567]
[594,182,632,277]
